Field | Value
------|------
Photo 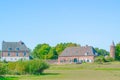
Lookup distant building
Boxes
[58,45,97,64]
[1,41,30,62]
[110,41,115,58]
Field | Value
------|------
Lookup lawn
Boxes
[2,62,120,80]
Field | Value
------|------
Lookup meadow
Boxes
[1,62,120,80]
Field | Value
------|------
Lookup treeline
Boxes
[94,42,120,61]
[32,43,79,59]
[31,42,109,60]
[94,42,120,63]
[94,48,109,56]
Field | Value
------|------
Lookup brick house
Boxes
[58,45,97,64]
[1,41,30,62]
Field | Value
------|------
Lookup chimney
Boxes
[19,41,24,45]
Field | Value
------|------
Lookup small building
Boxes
[1,41,30,62]
[58,45,97,64]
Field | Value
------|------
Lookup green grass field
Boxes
[2,62,120,80]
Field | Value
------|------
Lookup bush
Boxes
[24,59,49,74]
[0,59,49,75]
[8,61,26,75]
[94,56,105,64]
[105,56,114,62]
[95,56,115,64]
[0,63,8,75]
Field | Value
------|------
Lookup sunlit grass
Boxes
[4,61,120,80]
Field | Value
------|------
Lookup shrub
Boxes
[8,61,26,75]
[105,56,114,62]
[24,59,49,74]
[4,59,49,75]
[94,56,105,64]
[0,63,8,75]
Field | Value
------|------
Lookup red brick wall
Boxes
[58,56,94,64]
[110,46,115,58]
[2,51,29,57]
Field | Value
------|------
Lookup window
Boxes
[76,51,78,54]
[8,48,12,51]
[89,60,92,62]
[23,52,26,56]
[16,48,19,51]
[8,52,10,56]
[16,52,19,56]
[87,59,89,62]
[85,52,89,56]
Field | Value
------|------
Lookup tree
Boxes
[33,42,80,59]
[24,59,49,74]
[0,63,8,75]
[55,42,79,55]
[47,47,58,59]
[94,56,105,64]
[28,48,33,59]
[95,48,109,56]
[115,43,120,60]
[33,43,51,59]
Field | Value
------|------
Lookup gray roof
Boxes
[59,46,96,57]
[2,41,29,52]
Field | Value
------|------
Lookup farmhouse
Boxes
[1,41,30,62]
[58,45,97,64]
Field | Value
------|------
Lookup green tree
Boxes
[24,59,49,74]
[0,63,8,75]
[94,56,105,64]
[55,42,79,55]
[33,43,51,59]
[33,42,80,59]
[95,48,109,56]
[28,48,33,59]
[47,47,58,59]
[115,43,120,60]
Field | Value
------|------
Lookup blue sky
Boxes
[0,0,120,51]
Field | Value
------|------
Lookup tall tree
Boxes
[33,42,80,59]
[95,48,109,56]
[33,43,51,59]
[47,47,58,59]
[55,42,79,55]
[115,43,120,60]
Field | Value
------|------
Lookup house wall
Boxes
[58,56,94,64]
[2,51,29,57]
[1,51,29,62]
[1,57,29,62]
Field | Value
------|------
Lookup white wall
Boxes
[1,57,29,62]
